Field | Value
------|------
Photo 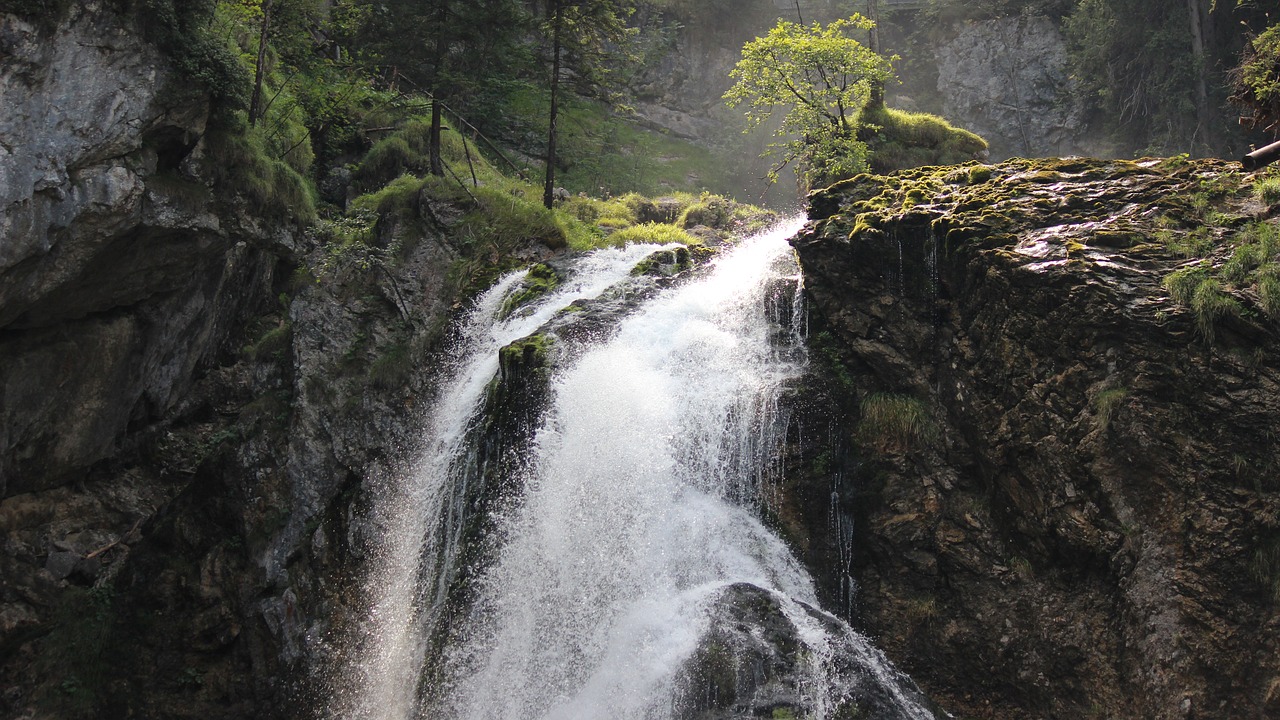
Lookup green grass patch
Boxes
[1157,227,1215,258]
[607,222,697,247]
[1250,535,1280,604]
[1256,176,1280,205]
[544,96,735,197]
[857,104,989,175]
[856,393,935,453]
[205,120,317,224]
[368,343,413,390]
[1093,387,1128,431]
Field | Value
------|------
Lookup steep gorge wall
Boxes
[790,158,1280,718]
[0,6,472,717]
[0,5,283,497]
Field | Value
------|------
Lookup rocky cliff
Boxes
[791,158,1280,718]
[0,5,468,717]
[934,15,1086,159]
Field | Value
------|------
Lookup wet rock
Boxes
[43,551,79,581]
[792,158,1280,718]
[674,583,935,720]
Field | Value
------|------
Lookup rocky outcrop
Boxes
[935,15,1086,160]
[791,158,1280,718]
[0,5,313,718]
[0,5,293,498]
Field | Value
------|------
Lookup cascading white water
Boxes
[338,217,936,720]
[333,243,678,720]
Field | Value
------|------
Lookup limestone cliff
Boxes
[790,158,1280,718]
[934,15,1086,159]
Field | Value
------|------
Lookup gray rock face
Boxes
[936,15,1085,159]
[0,6,281,497]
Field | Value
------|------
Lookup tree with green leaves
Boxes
[540,0,636,209]
[345,0,530,177]
[723,14,893,186]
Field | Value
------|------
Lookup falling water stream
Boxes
[335,218,935,720]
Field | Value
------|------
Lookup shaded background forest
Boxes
[5,0,1274,206]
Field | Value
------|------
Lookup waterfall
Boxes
[336,218,936,720]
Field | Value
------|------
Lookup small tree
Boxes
[723,15,893,187]
[540,0,636,209]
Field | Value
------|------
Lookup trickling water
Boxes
[339,218,935,720]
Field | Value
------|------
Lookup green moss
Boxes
[630,246,710,277]
[500,264,561,318]
[857,104,988,175]
[499,333,556,372]
[966,164,993,184]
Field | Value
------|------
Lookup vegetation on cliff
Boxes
[724,14,986,189]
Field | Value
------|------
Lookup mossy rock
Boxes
[500,263,562,319]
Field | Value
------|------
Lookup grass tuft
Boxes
[606,222,697,247]
[857,104,988,175]
[856,393,935,453]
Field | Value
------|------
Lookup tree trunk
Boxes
[867,0,880,55]
[248,0,274,127]
[543,0,563,210]
[429,0,448,177]
[1186,0,1211,152]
